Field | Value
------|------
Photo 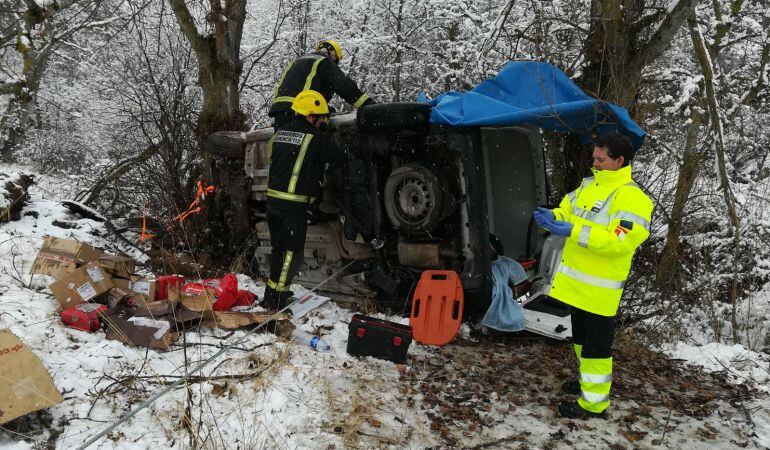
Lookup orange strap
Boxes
[170,181,218,225]
[140,206,156,242]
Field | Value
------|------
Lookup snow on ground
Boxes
[663,341,770,449]
[0,164,768,449]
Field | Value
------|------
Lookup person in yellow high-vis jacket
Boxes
[533,133,653,419]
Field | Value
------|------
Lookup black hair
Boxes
[594,133,633,166]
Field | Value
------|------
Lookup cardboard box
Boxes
[104,310,178,351]
[0,330,64,424]
[96,254,135,279]
[48,262,114,309]
[30,236,104,277]
[112,276,157,303]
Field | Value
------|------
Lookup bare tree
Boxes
[0,0,120,161]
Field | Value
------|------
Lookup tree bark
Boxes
[688,10,742,343]
[655,102,706,291]
[168,0,251,255]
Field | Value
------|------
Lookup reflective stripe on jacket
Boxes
[548,165,653,317]
[269,53,371,116]
[266,119,346,207]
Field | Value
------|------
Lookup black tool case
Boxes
[346,314,413,363]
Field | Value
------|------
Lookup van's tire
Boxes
[357,102,431,134]
[206,131,249,159]
[383,164,446,235]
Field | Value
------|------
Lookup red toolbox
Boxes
[61,303,108,332]
[347,314,413,364]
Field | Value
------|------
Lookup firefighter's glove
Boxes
[544,220,574,237]
[533,207,555,227]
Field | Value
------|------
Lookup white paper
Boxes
[127,317,171,340]
[76,303,102,313]
[76,282,97,301]
[288,293,330,319]
[129,281,151,295]
[86,266,104,283]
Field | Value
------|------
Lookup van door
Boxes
[480,126,572,340]
[480,126,546,259]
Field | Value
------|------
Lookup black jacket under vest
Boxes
[266,119,346,209]
[269,53,372,117]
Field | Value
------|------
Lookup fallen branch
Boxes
[115,370,269,386]
[75,143,160,206]
[61,200,150,256]
[469,434,530,449]
[167,342,273,353]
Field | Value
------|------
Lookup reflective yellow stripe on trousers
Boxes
[267,278,289,292]
[578,356,612,413]
[277,250,294,290]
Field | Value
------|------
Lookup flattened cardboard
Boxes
[104,310,178,351]
[127,296,202,331]
[205,311,289,330]
[96,254,136,279]
[0,330,63,424]
[112,276,157,303]
[170,287,287,330]
[30,236,103,277]
[170,306,204,330]
[48,262,113,310]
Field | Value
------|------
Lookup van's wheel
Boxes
[357,102,431,134]
[206,131,249,159]
[384,164,445,235]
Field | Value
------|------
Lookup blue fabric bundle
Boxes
[482,257,527,332]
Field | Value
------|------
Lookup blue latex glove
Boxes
[533,207,555,227]
[544,219,574,237]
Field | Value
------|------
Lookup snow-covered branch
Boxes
[633,0,697,69]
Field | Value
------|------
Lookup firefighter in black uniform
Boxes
[269,39,373,128]
[261,90,347,310]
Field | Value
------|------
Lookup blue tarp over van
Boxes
[418,61,645,150]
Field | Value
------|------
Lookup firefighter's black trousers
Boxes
[571,307,615,358]
[262,204,309,309]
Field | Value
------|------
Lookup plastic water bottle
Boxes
[291,329,331,352]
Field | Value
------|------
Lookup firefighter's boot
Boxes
[560,380,580,395]
[557,400,607,420]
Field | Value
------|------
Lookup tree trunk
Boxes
[688,11,742,343]
[169,0,251,256]
[655,103,706,291]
